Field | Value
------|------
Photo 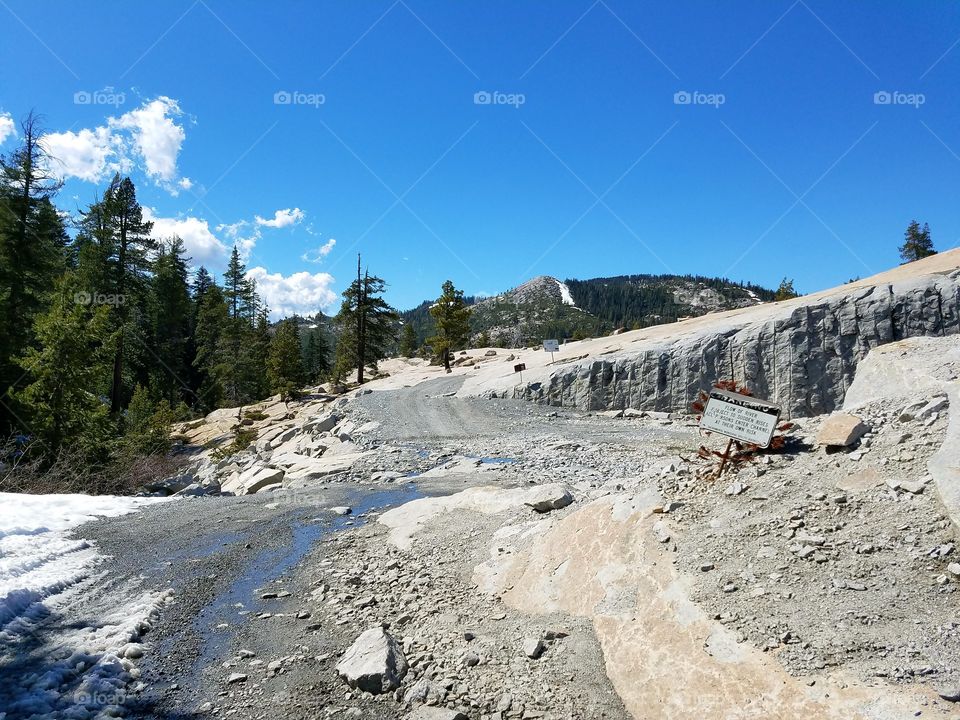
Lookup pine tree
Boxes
[0,112,68,434]
[218,247,262,405]
[11,275,116,462]
[193,284,229,410]
[399,323,418,358]
[150,237,192,405]
[77,174,155,413]
[428,280,472,371]
[268,318,305,400]
[304,328,331,383]
[224,245,253,320]
[774,278,798,301]
[899,221,936,263]
[123,384,173,456]
[333,256,398,384]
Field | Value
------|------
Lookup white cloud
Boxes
[112,97,185,183]
[302,238,336,263]
[246,267,338,320]
[143,207,228,266]
[41,126,118,183]
[217,219,260,260]
[39,96,188,193]
[0,113,16,145]
[255,207,304,228]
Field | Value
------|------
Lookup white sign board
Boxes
[543,339,560,353]
[699,389,780,447]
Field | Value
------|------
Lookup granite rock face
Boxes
[512,271,960,418]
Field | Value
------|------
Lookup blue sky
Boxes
[1,1,958,316]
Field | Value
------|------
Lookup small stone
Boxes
[724,482,745,496]
[522,637,545,659]
[331,506,352,515]
[700,563,715,572]
[227,673,247,684]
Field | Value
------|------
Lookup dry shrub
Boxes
[0,437,186,495]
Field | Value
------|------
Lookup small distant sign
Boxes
[699,389,780,447]
[514,363,526,373]
[543,339,560,353]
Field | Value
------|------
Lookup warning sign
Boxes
[699,389,780,447]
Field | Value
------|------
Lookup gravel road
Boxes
[3,380,686,719]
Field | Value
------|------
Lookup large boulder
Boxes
[524,484,574,513]
[221,466,284,495]
[815,413,868,447]
[336,626,408,694]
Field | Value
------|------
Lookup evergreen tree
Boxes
[774,278,798,301]
[428,280,472,371]
[150,237,192,405]
[123,384,173,456]
[218,247,263,405]
[333,255,398,384]
[304,328,331,383]
[78,174,155,413]
[193,284,229,410]
[0,112,68,434]
[899,220,936,263]
[399,323,418,357]
[224,245,253,320]
[268,318,305,400]
[11,275,116,462]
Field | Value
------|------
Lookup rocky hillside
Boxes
[566,273,773,328]
[498,251,960,418]
[401,273,775,349]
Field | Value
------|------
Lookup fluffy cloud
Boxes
[143,207,228,266]
[40,126,118,183]
[246,267,337,319]
[0,113,16,145]
[302,238,336,262]
[255,207,304,228]
[39,96,188,193]
[217,219,260,259]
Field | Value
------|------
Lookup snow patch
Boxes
[0,493,171,719]
[554,279,577,307]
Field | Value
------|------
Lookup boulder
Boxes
[222,466,284,495]
[304,413,339,434]
[336,626,408,694]
[406,708,468,720]
[524,484,573,513]
[815,413,868,447]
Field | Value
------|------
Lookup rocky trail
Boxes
[4,331,960,718]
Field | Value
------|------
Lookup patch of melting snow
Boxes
[0,492,171,719]
[554,278,578,308]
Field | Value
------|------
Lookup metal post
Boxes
[717,438,734,475]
